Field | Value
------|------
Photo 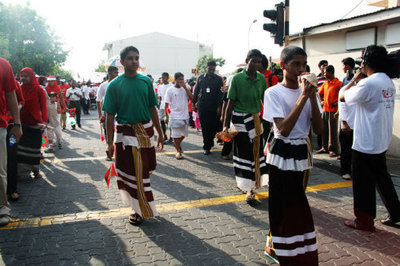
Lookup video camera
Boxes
[355,48,400,79]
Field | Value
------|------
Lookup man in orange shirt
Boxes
[318,65,342,157]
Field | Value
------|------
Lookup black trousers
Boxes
[69,100,81,126]
[352,150,400,227]
[199,109,217,151]
[221,141,232,156]
[6,125,18,194]
[339,129,353,175]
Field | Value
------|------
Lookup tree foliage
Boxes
[0,3,68,75]
[95,61,106,72]
[196,54,225,74]
[53,64,73,81]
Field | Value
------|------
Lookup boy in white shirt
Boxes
[340,45,400,231]
[263,46,323,265]
[164,72,193,159]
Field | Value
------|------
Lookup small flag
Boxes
[104,163,117,188]
[100,123,105,142]
[41,134,48,147]
[61,108,68,114]
[69,108,76,117]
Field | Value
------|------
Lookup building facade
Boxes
[289,6,400,156]
[103,32,213,80]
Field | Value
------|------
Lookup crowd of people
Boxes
[1,42,400,265]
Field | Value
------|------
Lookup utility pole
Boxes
[284,0,290,47]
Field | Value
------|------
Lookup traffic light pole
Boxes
[284,0,290,47]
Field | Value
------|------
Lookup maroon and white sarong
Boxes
[114,121,158,218]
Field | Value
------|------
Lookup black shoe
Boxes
[78,124,81,128]
[72,125,76,130]
[204,149,211,155]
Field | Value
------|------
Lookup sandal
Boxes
[175,153,183,160]
[245,191,256,203]
[9,192,20,201]
[264,246,279,264]
[344,220,375,232]
[32,171,42,179]
[129,213,143,226]
[380,217,400,226]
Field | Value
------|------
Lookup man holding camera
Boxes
[340,45,400,231]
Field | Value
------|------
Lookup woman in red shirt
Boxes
[18,67,48,179]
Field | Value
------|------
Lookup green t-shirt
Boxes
[102,73,158,124]
[227,70,267,113]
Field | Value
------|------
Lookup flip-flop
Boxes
[129,213,143,226]
[344,220,375,232]
[175,153,183,160]
[9,192,20,201]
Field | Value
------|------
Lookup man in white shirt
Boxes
[165,72,193,159]
[336,57,357,180]
[81,82,91,114]
[66,80,83,129]
[340,45,400,231]
[157,72,173,142]
[96,66,119,145]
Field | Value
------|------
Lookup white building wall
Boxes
[104,32,212,80]
[289,17,400,157]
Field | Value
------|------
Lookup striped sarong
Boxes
[232,112,268,192]
[17,126,42,175]
[266,137,318,265]
[114,121,158,219]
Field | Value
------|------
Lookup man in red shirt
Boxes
[0,58,22,226]
[58,79,70,129]
[318,65,342,157]
[259,54,279,142]
[260,55,279,88]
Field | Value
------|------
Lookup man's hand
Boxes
[9,125,22,143]
[299,77,314,98]
[342,121,352,134]
[334,112,339,120]
[99,115,106,122]
[157,134,164,151]
[106,143,114,160]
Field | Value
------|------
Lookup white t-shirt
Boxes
[158,83,173,110]
[66,87,82,101]
[263,83,322,139]
[96,81,109,103]
[81,86,91,100]
[344,72,395,154]
[165,85,190,120]
[338,86,356,129]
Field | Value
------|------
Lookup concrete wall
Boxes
[290,18,400,156]
[105,33,212,80]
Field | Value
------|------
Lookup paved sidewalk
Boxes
[0,114,399,265]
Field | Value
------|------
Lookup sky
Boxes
[2,0,382,80]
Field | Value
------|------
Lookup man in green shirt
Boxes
[223,49,268,203]
[102,46,163,226]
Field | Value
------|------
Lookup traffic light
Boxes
[263,2,285,46]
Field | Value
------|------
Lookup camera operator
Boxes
[339,45,400,231]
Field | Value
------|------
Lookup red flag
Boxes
[100,123,105,142]
[69,108,76,117]
[104,163,117,188]
[41,134,48,147]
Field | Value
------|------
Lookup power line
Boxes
[340,0,365,19]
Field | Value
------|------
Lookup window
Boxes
[386,22,400,45]
[345,28,376,50]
